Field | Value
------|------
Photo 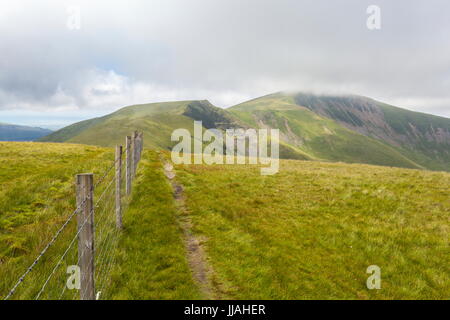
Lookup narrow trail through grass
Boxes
[160,153,219,300]
[107,151,201,299]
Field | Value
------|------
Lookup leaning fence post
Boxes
[76,173,95,300]
[115,145,123,229]
[126,136,132,195]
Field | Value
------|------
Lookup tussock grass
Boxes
[0,142,115,299]
[2,142,448,300]
[0,143,198,300]
[107,151,201,299]
[175,159,450,299]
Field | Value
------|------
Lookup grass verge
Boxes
[107,151,201,299]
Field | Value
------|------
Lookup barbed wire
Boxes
[34,173,117,300]
[38,149,126,300]
[96,232,120,300]
[4,138,140,300]
[94,149,123,189]
[3,196,88,300]
[56,190,115,300]
[78,175,119,300]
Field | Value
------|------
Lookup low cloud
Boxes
[0,0,449,127]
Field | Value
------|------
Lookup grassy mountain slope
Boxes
[39,100,309,161]
[39,100,242,149]
[0,123,52,141]
[229,93,423,169]
[293,93,450,171]
[174,157,450,299]
[40,92,449,171]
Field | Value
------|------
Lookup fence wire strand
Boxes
[34,173,116,300]
[3,198,87,300]
[4,136,141,300]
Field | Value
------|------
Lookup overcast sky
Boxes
[0,0,449,128]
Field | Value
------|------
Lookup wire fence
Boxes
[3,131,144,300]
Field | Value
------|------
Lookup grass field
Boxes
[0,142,116,299]
[175,159,450,299]
[107,151,450,299]
[1,143,448,299]
[0,143,198,300]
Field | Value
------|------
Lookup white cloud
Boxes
[0,0,449,127]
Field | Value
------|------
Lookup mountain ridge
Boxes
[0,123,53,141]
[39,92,450,171]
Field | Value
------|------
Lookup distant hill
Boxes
[293,93,450,170]
[40,93,450,171]
[229,92,450,171]
[38,100,309,160]
[39,100,243,149]
[0,123,52,141]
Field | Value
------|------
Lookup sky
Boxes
[0,0,449,129]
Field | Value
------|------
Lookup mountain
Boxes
[39,99,308,160]
[229,92,450,171]
[39,100,243,149]
[40,93,450,171]
[293,93,450,170]
[0,123,52,141]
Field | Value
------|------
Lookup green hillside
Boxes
[39,100,241,149]
[229,93,424,170]
[39,100,308,161]
[40,92,450,171]
[0,123,52,141]
[293,93,450,171]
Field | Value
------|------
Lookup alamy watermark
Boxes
[171,121,279,175]
[366,265,381,289]
[66,265,80,290]
[366,5,381,30]
[66,6,81,30]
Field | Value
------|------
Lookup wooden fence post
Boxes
[131,132,136,177]
[126,136,132,195]
[76,173,95,300]
[136,133,141,162]
[136,134,140,163]
[133,131,139,175]
[138,132,143,161]
[115,145,123,229]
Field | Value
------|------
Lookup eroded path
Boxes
[160,155,218,299]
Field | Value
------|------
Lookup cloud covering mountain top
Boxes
[0,0,449,127]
